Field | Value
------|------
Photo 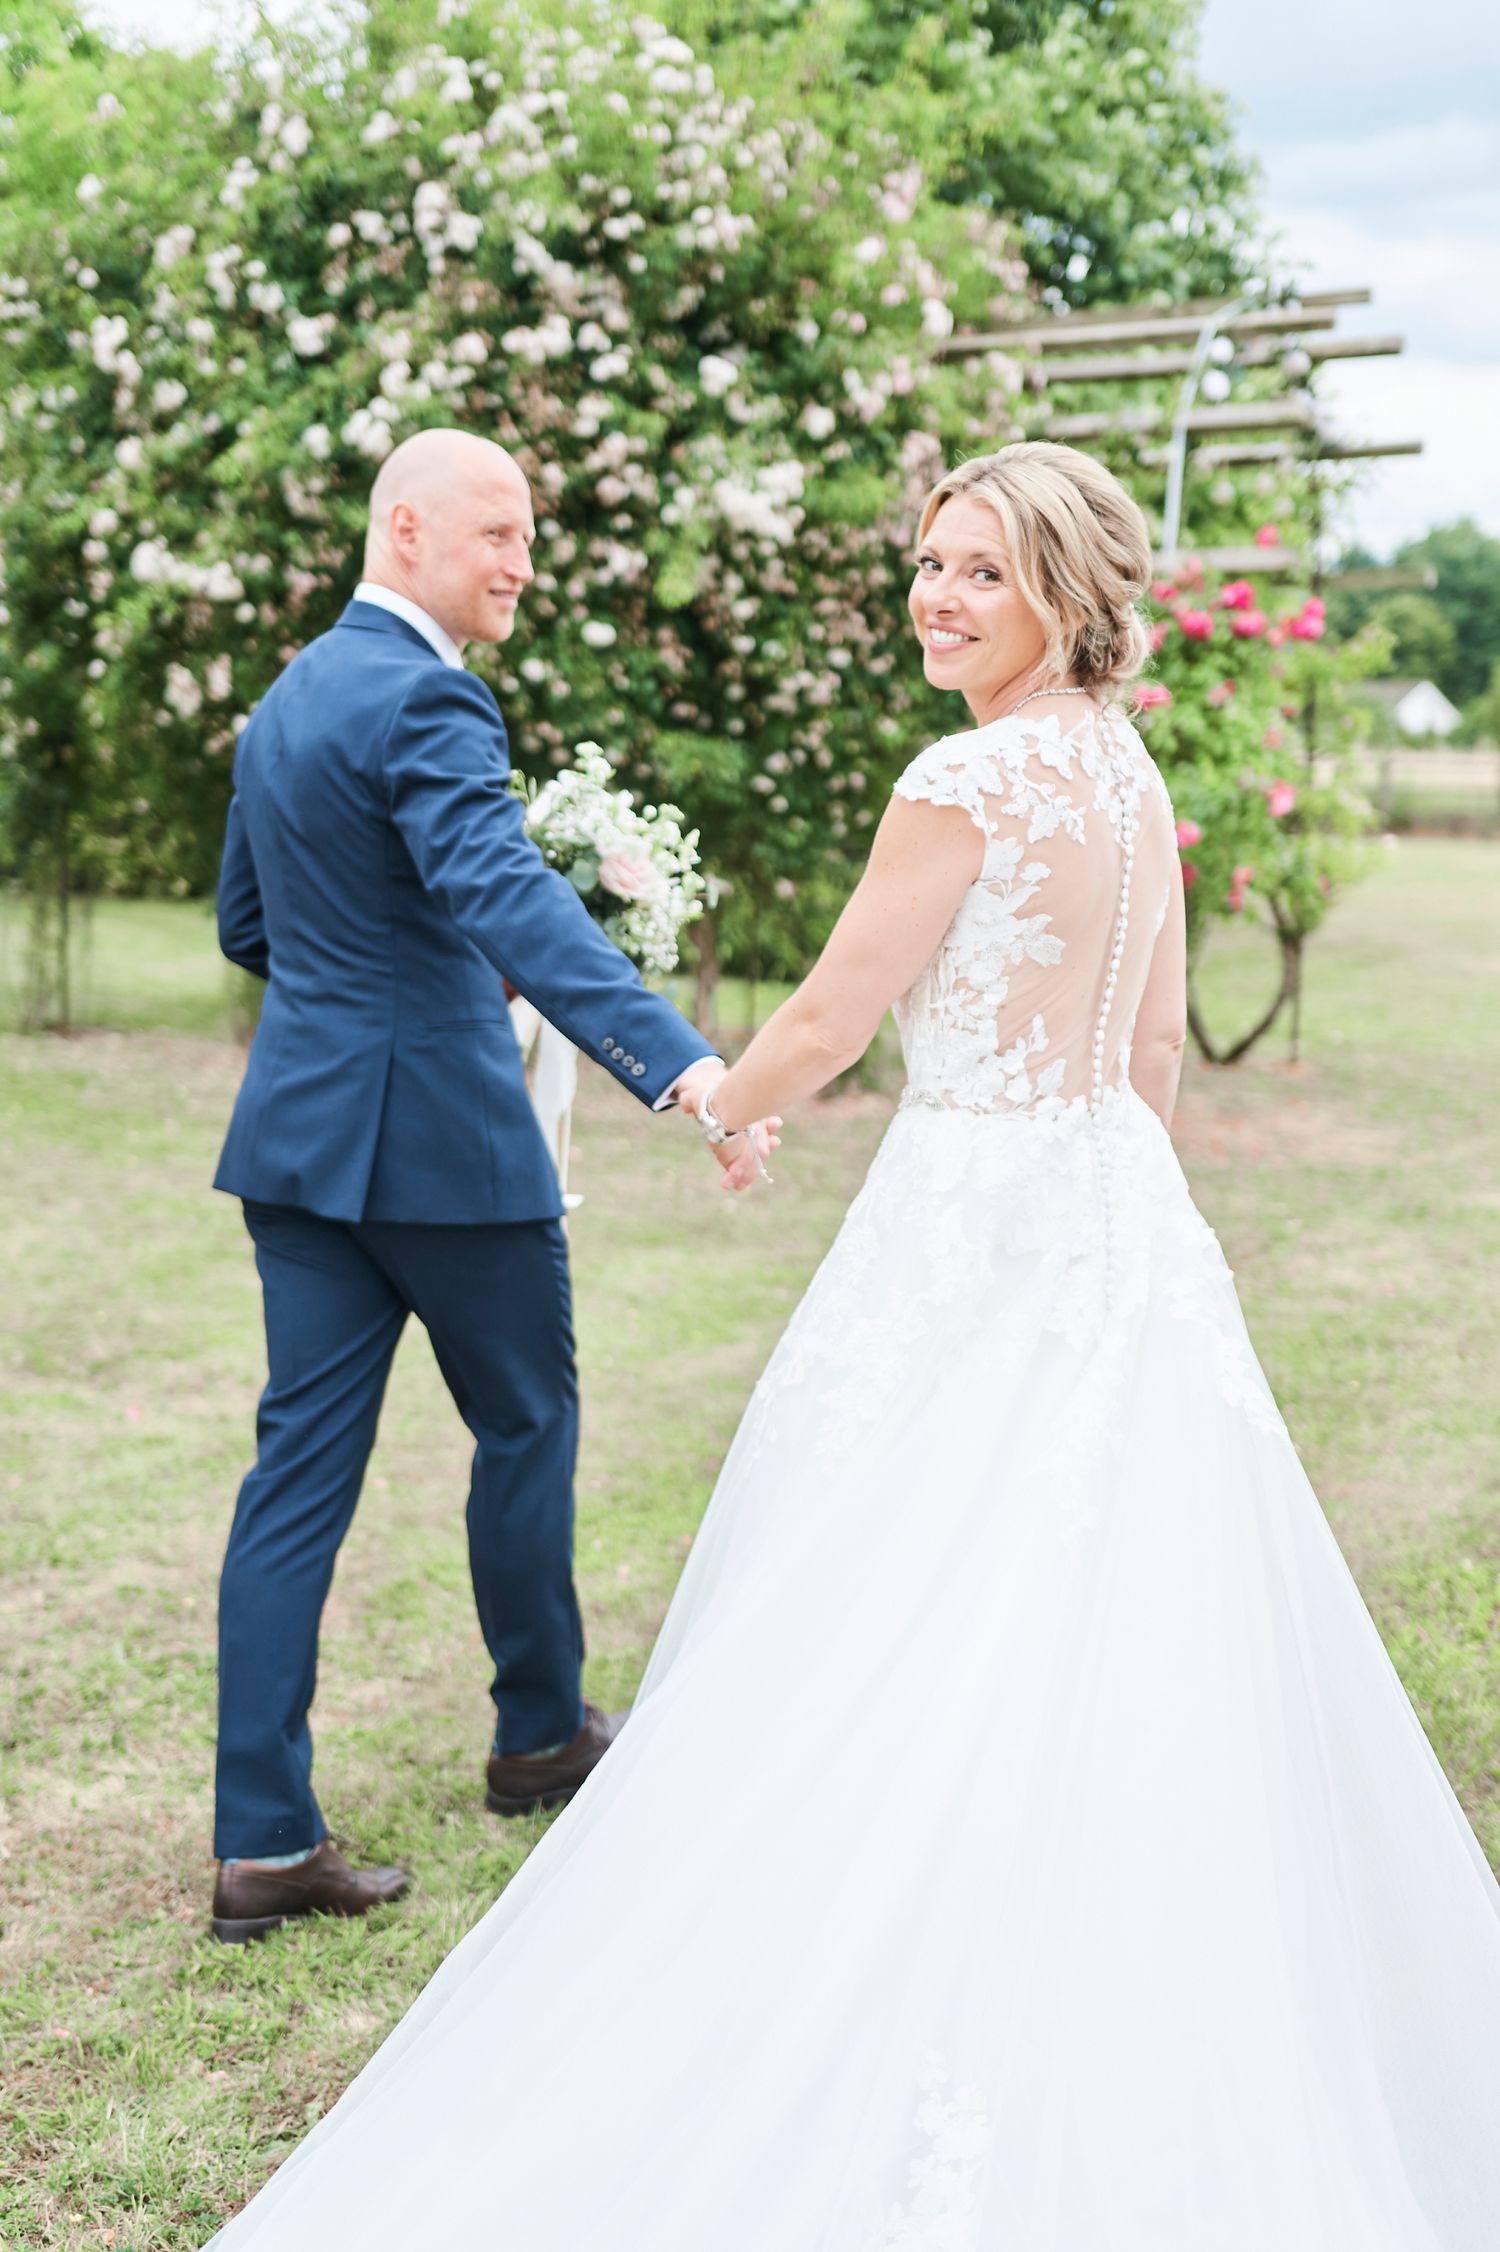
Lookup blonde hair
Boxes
[918,442,1153,693]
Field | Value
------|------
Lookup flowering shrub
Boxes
[1137,552,1386,1059]
[0,0,1030,984]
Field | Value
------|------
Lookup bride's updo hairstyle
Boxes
[919,442,1154,694]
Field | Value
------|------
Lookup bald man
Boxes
[208,431,758,1942]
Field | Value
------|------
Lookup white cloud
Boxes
[1201,0,1500,142]
[1270,117,1500,213]
[1201,0,1499,551]
[1315,355,1500,554]
[1267,197,1500,364]
[84,0,326,50]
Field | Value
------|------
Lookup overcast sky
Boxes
[1199,0,1500,555]
[84,0,1498,557]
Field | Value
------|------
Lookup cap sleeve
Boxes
[892,735,994,837]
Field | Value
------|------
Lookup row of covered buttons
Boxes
[603,1037,647,1078]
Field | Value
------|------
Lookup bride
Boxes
[207,442,1500,2249]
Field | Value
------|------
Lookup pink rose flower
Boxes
[1262,727,1283,750]
[1287,606,1325,640]
[1266,780,1296,818]
[1229,608,1268,639]
[1180,554,1205,587]
[1181,860,1199,889]
[1132,682,1173,712]
[1149,620,1170,651]
[1175,818,1203,848]
[1178,608,1215,640]
[598,847,660,901]
[1268,625,1286,646]
[1151,580,1179,603]
[1233,862,1255,887]
[1206,680,1236,708]
[1254,523,1279,548]
[1219,579,1256,611]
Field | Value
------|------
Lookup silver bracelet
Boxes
[696,1087,741,1146]
[694,1082,773,1184]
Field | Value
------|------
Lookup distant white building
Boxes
[1389,680,1462,739]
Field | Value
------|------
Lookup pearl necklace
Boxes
[1002,683,1093,719]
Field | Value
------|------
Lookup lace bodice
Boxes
[892,700,1176,1117]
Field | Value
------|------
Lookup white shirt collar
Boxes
[352,581,466,670]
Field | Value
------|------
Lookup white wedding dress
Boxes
[208,705,1500,2250]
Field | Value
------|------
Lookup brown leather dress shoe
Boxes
[211,1838,412,1945]
[485,1704,625,1818]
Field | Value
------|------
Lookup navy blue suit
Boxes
[212,600,713,1859]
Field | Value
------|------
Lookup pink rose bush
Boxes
[1140,558,1383,1056]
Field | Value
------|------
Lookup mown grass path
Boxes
[1,838,1496,2247]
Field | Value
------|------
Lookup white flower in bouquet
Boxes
[516,742,706,978]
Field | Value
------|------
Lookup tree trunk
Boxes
[1186,921,1299,1066]
[692,908,720,1043]
[22,811,73,1034]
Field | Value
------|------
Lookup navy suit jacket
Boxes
[213,602,715,1224]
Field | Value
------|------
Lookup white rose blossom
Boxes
[288,313,335,358]
[697,353,738,398]
[164,662,203,719]
[153,224,196,270]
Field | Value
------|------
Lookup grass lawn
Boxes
[2,837,1497,2247]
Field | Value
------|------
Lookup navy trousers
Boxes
[214,1200,586,1861]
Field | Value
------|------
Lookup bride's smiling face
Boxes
[908,495,1049,708]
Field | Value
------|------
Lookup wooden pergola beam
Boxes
[1317,438,1424,460]
[1152,544,1303,574]
[1329,566,1436,592]
[946,286,1370,345]
[1140,437,1425,468]
[1030,332,1404,389]
[1043,395,1318,441]
[944,306,1339,356]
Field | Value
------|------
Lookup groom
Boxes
[209,429,764,1944]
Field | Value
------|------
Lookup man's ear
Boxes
[389,501,422,559]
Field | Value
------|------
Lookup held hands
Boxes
[669,1059,782,1194]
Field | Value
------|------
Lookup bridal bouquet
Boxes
[515,743,707,978]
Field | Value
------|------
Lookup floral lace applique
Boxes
[864,2050,993,2251]
[891,704,1173,1121]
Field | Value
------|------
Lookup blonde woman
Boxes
[209,444,1500,2249]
